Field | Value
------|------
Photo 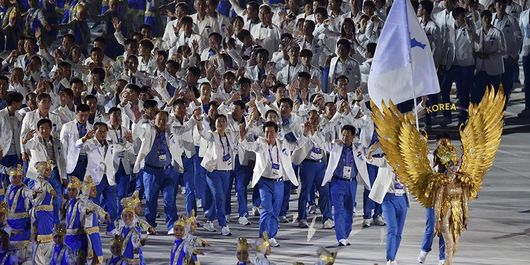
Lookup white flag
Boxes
[368,0,440,107]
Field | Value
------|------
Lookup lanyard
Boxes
[43,137,55,161]
[155,131,166,154]
[97,143,108,158]
[219,134,230,156]
[268,145,279,164]
[113,126,123,143]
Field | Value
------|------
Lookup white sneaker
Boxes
[439,260,445,265]
[269,238,280,247]
[345,239,351,246]
[167,229,174,235]
[203,221,216,232]
[252,206,260,216]
[338,239,348,246]
[417,250,428,263]
[386,261,398,265]
[279,215,289,223]
[362,219,371,228]
[372,216,386,226]
[221,226,232,236]
[225,215,230,223]
[323,219,335,229]
[238,216,251,226]
[197,199,202,208]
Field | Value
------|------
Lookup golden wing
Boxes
[372,101,446,208]
[458,86,505,199]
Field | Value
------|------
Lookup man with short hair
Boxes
[0,91,23,200]
[60,104,92,181]
[23,119,67,224]
[240,121,310,246]
[328,39,361,92]
[317,125,370,246]
[53,88,76,124]
[133,111,181,235]
[20,93,63,166]
[492,0,521,103]
[107,107,135,213]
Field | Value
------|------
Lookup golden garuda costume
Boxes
[371,87,505,265]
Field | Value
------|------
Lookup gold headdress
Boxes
[121,205,135,217]
[317,247,337,264]
[174,215,186,229]
[237,237,249,252]
[121,191,139,217]
[185,209,197,225]
[35,160,53,176]
[81,175,95,195]
[121,190,141,213]
[54,224,67,236]
[131,190,141,208]
[0,202,7,215]
[255,232,270,253]
[435,139,459,168]
[7,165,23,179]
[67,176,81,190]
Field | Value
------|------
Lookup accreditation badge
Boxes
[223,153,232,165]
[343,166,352,180]
[394,182,405,196]
[272,163,280,176]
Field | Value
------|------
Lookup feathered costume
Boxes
[371,87,505,264]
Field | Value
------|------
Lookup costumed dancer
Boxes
[31,161,57,265]
[236,237,251,265]
[105,237,125,265]
[51,224,75,265]
[116,198,147,265]
[170,216,194,265]
[5,165,31,263]
[183,211,208,264]
[64,176,87,263]
[371,87,505,265]
[78,176,111,265]
[120,191,155,235]
[253,232,274,265]
[418,134,449,265]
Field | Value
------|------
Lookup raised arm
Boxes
[238,123,261,152]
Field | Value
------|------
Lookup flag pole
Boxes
[412,92,420,130]
[405,0,420,130]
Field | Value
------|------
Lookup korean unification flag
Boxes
[368,0,440,107]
